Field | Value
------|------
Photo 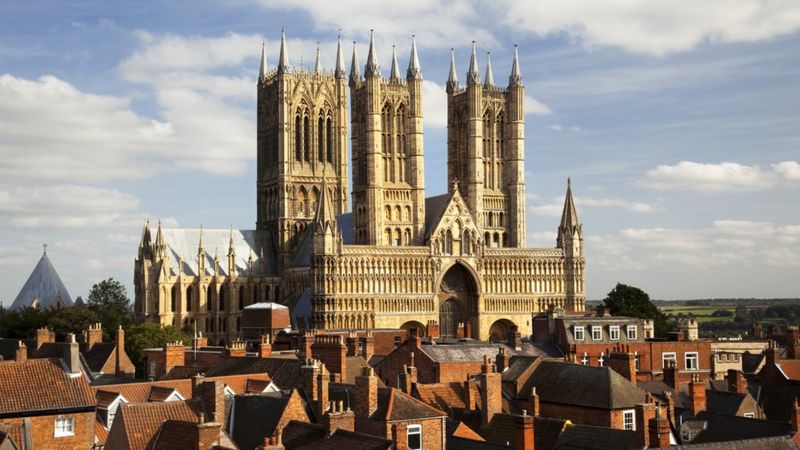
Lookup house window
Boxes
[627,325,637,340]
[591,326,602,341]
[634,351,640,371]
[685,352,699,371]
[623,410,635,431]
[609,326,620,341]
[407,424,422,450]
[54,417,74,437]
[662,352,676,369]
[574,326,585,341]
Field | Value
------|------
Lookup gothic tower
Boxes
[257,32,349,269]
[557,178,585,311]
[447,43,526,248]
[349,32,426,246]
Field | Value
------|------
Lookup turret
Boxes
[467,41,480,85]
[407,35,422,80]
[197,226,206,275]
[446,48,458,93]
[364,30,380,78]
[314,42,321,74]
[335,35,346,79]
[349,41,361,87]
[138,219,153,259]
[505,44,526,246]
[509,44,522,86]
[259,40,268,83]
[484,52,494,88]
[557,178,582,256]
[405,35,426,243]
[227,227,237,278]
[277,29,289,74]
[154,220,167,260]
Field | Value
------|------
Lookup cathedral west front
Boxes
[134,30,585,345]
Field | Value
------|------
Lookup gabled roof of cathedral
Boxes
[11,250,73,310]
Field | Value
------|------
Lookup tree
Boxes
[48,306,100,339]
[125,323,192,377]
[87,278,133,338]
[604,283,670,337]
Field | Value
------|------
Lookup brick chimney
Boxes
[15,341,26,362]
[788,326,800,360]
[197,380,225,423]
[323,400,354,433]
[35,327,55,349]
[635,403,650,448]
[115,325,126,377]
[191,374,206,397]
[508,326,522,350]
[311,335,347,383]
[225,340,247,357]
[317,364,330,420]
[727,369,747,394]
[391,422,408,449]
[197,421,221,449]
[259,335,272,359]
[791,398,800,433]
[193,332,208,349]
[480,355,502,427]
[355,367,378,421]
[766,340,780,365]
[465,379,478,411]
[300,331,315,359]
[496,347,510,373]
[85,322,103,350]
[399,364,417,395]
[426,320,440,339]
[164,341,185,374]
[258,434,284,450]
[514,412,534,450]
[360,331,375,361]
[608,352,637,384]
[648,408,671,449]
[690,374,706,416]
[63,333,81,374]
[664,391,676,426]
[528,387,540,417]
[301,360,322,416]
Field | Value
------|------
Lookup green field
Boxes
[659,304,770,323]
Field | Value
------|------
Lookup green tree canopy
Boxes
[48,305,101,339]
[125,323,192,377]
[603,283,670,337]
[87,278,133,338]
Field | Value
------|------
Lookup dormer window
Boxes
[609,326,620,341]
[591,326,602,341]
[627,325,638,340]
[574,326,585,341]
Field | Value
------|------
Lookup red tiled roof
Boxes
[413,382,477,411]
[776,359,800,381]
[104,400,200,450]
[0,358,94,415]
[373,388,447,421]
[452,421,485,441]
[92,373,271,404]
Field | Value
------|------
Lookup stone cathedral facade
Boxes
[134,31,585,345]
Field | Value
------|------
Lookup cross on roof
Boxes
[42,243,47,255]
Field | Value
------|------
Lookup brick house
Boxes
[228,389,311,450]
[0,337,95,450]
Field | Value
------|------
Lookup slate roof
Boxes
[204,356,301,390]
[282,420,393,449]
[419,341,556,364]
[104,400,200,450]
[81,342,116,373]
[149,420,237,450]
[663,436,799,449]
[413,381,477,411]
[691,411,793,444]
[558,316,644,345]
[0,358,94,416]
[553,423,640,450]
[229,391,297,450]
[706,390,749,416]
[527,360,647,410]
[11,253,73,310]
[371,387,447,421]
[742,353,765,374]
[758,383,800,422]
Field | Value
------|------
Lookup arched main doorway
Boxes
[488,319,516,343]
[437,263,478,339]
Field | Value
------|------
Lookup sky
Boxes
[0,0,798,305]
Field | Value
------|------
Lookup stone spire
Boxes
[407,35,422,80]
[467,41,480,84]
[349,41,361,87]
[278,29,289,74]
[509,44,522,86]
[314,42,321,73]
[389,45,400,81]
[446,48,458,93]
[197,225,206,274]
[335,34,346,79]
[154,220,166,257]
[259,40,268,82]
[365,29,380,78]
[559,178,580,233]
[227,226,236,277]
[484,52,494,88]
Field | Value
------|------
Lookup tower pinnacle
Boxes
[259,40,268,82]
[509,44,522,86]
[314,42,321,73]
[390,45,400,80]
[467,41,480,84]
[365,29,380,78]
[446,48,458,93]
[349,41,361,87]
[335,34,346,79]
[484,52,494,87]
[560,177,580,231]
[407,35,422,80]
[278,29,289,74]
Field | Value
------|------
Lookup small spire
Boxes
[259,40,268,82]
[467,41,480,85]
[278,29,289,73]
[484,52,494,88]
[407,35,422,80]
[389,45,400,80]
[335,33,346,79]
[228,226,235,253]
[314,42,321,73]
[198,225,204,251]
[349,41,361,87]
[509,44,522,86]
[155,220,165,249]
[446,48,458,93]
[560,177,580,231]
[365,29,380,78]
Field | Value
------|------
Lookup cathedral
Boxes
[134,31,585,345]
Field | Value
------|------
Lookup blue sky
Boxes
[1,0,798,305]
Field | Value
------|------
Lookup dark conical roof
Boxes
[11,252,73,310]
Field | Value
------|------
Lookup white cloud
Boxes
[525,95,552,115]
[423,80,448,129]
[501,0,800,56]
[530,195,657,216]
[641,160,800,192]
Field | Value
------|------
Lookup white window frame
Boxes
[623,409,636,431]
[634,351,640,371]
[54,416,74,437]
[609,326,620,341]
[591,326,602,341]
[574,326,585,341]
[662,352,677,369]
[627,325,637,340]
[685,352,699,371]
[744,412,755,418]
[407,424,422,450]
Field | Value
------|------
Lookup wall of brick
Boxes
[381,418,443,450]
[538,402,613,428]
[4,411,94,450]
